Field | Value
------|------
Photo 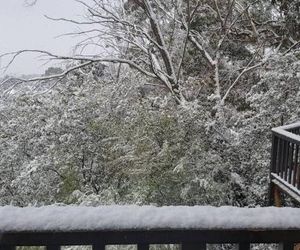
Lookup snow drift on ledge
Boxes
[0,205,300,232]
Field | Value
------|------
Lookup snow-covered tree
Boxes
[0,0,299,208]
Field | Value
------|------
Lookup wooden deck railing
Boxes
[1,205,300,250]
[269,122,300,205]
[1,228,300,250]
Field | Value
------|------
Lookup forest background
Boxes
[0,0,299,207]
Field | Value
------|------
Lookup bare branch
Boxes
[283,41,300,55]
[3,61,92,85]
[24,0,37,7]
[216,1,258,51]
[213,0,224,28]
[220,39,284,104]
[221,53,260,104]
[188,33,215,67]
[1,49,160,91]
[44,15,101,25]
[142,0,181,99]
[176,0,191,84]
[223,0,235,27]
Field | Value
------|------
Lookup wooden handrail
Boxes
[1,205,300,250]
[1,229,300,250]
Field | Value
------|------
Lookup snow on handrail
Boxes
[272,122,300,145]
[1,205,300,232]
[272,122,300,132]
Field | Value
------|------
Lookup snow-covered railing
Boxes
[1,206,300,250]
[270,122,300,205]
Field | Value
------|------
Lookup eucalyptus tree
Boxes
[2,0,299,106]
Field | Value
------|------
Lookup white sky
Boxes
[0,0,87,76]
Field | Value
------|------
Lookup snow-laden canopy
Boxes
[1,205,300,232]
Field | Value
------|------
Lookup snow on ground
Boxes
[0,205,300,232]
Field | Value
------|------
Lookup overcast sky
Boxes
[0,0,86,76]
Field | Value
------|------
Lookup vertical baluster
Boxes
[295,144,300,189]
[288,143,294,184]
[292,144,298,186]
[93,244,105,250]
[138,244,149,250]
[271,135,279,174]
[278,242,294,250]
[277,138,283,176]
[181,243,206,250]
[280,140,286,178]
[269,135,280,205]
[236,243,250,250]
[46,246,60,250]
[284,142,290,181]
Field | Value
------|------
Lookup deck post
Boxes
[138,244,149,250]
[269,134,279,206]
[279,242,294,250]
[237,243,250,250]
[274,185,282,207]
[93,243,106,250]
[46,245,60,250]
[181,243,206,250]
